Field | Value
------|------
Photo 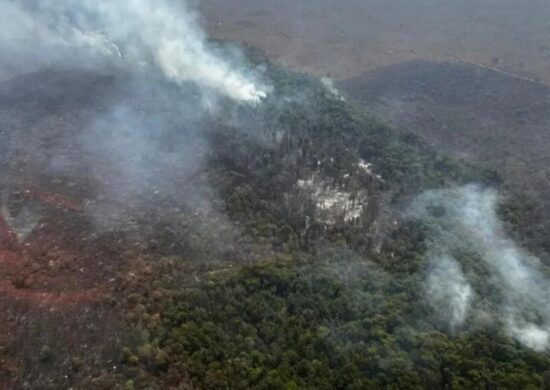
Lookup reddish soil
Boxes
[0,282,100,307]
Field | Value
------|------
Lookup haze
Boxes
[202,0,550,83]
[2,0,550,388]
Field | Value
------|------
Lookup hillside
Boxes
[2,52,550,389]
[339,60,550,255]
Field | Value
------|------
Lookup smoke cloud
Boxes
[321,77,345,101]
[0,0,267,103]
[410,185,550,352]
[425,254,473,332]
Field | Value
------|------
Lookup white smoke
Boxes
[321,77,345,101]
[0,190,42,242]
[411,185,550,352]
[0,0,267,103]
[426,254,473,332]
[509,322,550,352]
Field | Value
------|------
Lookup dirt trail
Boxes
[447,57,550,89]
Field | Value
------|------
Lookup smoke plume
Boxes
[0,0,267,103]
[425,254,473,332]
[410,185,550,352]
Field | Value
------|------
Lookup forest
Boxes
[111,53,550,389]
[2,1,550,389]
